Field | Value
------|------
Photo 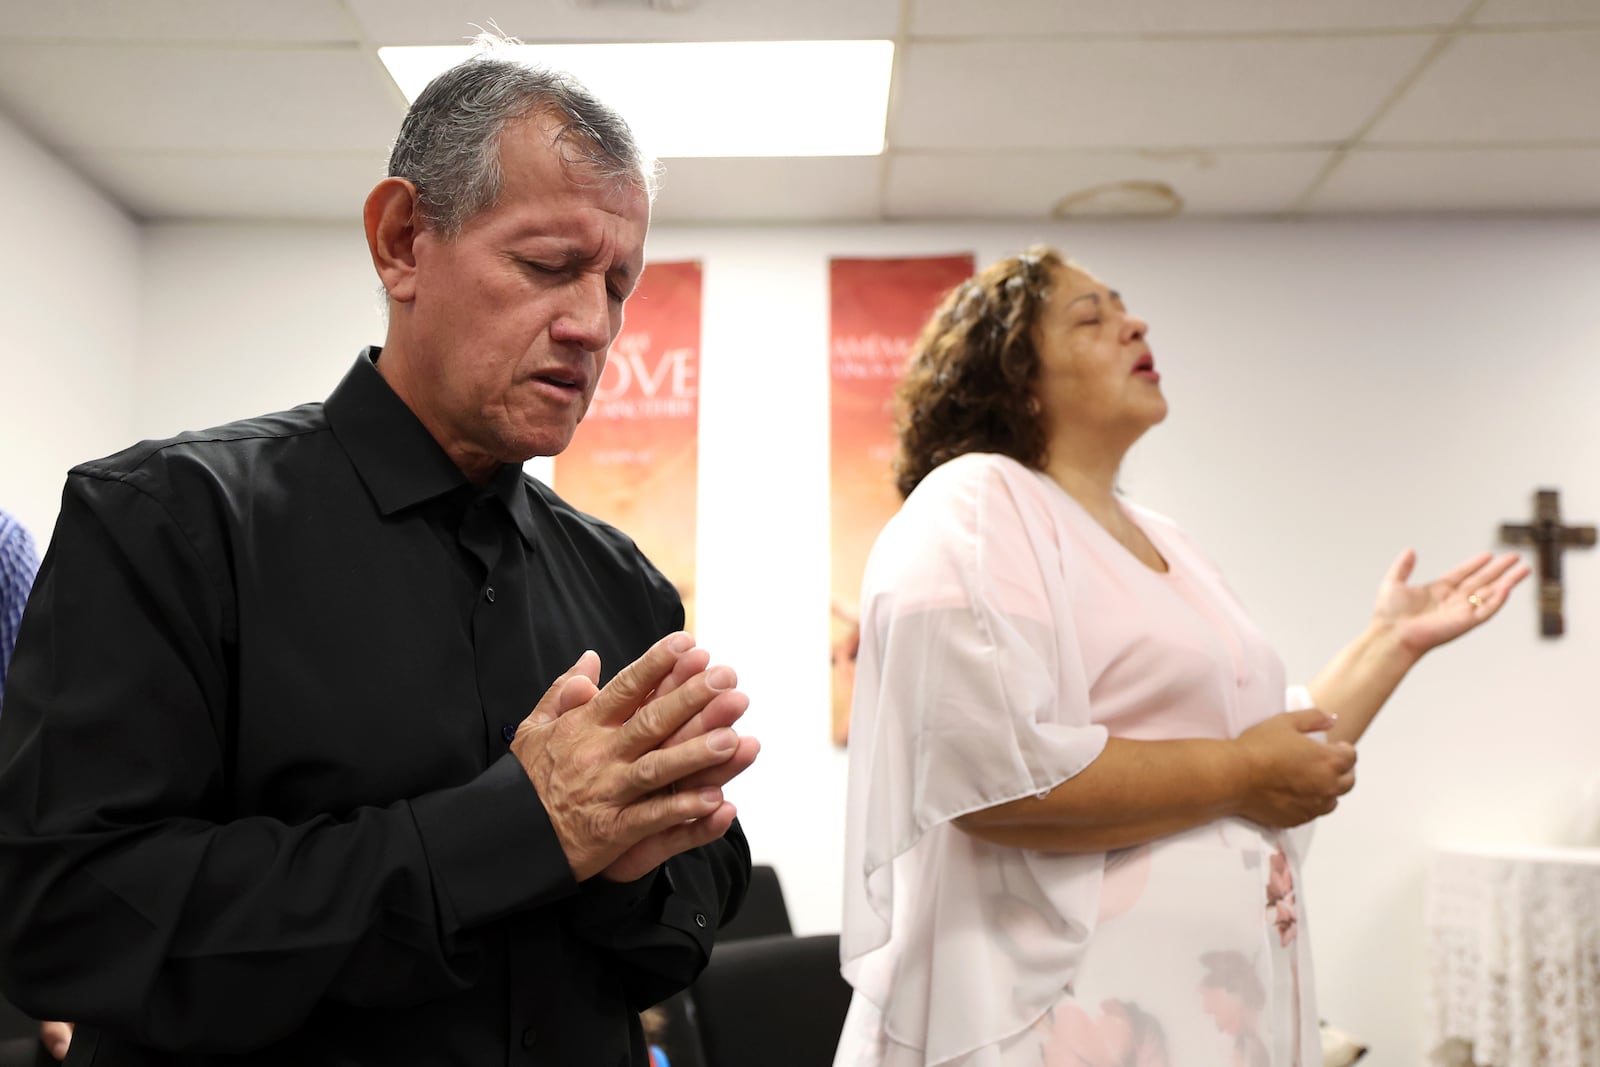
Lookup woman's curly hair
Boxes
[893,245,1064,499]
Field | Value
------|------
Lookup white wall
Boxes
[135,222,386,439]
[59,215,1600,1066]
[0,110,140,546]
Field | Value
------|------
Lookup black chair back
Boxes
[690,933,851,1067]
[647,864,806,1067]
[718,865,792,942]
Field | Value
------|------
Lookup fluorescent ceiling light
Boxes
[378,40,894,158]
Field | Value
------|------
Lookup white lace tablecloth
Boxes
[1426,844,1600,1067]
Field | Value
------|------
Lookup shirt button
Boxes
[695,913,707,928]
[501,723,516,744]
[484,587,496,603]
[521,1026,536,1048]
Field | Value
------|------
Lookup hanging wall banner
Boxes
[828,253,975,746]
[554,260,702,630]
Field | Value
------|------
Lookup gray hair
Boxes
[387,56,659,237]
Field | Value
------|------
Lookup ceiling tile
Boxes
[0,44,404,153]
[345,0,899,45]
[0,0,359,43]
[885,148,1331,219]
[1369,30,1600,142]
[2,2,1596,225]
[1307,147,1600,212]
[650,156,882,223]
[70,151,387,222]
[1473,0,1600,25]
[894,37,1433,150]
[911,0,1473,36]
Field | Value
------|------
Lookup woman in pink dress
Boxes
[836,247,1527,1067]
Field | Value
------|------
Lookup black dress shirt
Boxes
[0,350,748,1066]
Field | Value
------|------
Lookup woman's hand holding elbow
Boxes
[1231,708,1357,827]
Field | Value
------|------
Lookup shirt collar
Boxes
[486,460,540,549]
[325,348,540,547]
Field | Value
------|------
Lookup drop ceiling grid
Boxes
[882,148,1336,220]
[907,0,1479,37]
[80,151,391,223]
[340,0,902,45]
[1471,0,1600,26]
[0,0,362,44]
[1309,146,1600,213]
[0,0,1594,221]
[890,36,1437,151]
[1367,29,1600,143]
[0,43,399,154]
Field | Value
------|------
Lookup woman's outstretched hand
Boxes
[1373,548,1530,656]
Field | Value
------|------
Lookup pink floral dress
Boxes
[837,454,1320,1067]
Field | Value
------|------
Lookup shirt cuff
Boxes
[565,867,665,938]
[409,754,578,931]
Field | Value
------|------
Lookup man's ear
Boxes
[364,177,424,304]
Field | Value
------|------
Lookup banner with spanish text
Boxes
[829,253,975,745]
[554,260,702,630]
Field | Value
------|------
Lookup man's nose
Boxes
[549,274,612,351]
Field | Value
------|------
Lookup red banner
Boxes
[555,260,702,630]
[829,254,975,745]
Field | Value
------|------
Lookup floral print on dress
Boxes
[1266,849,1297,948]
[1037,999,1170,1067]
[1198,951,1270,1067]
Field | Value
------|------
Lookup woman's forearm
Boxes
[1307,621,1420,746]
[954,710,1355,853]
[954,737,1244,852]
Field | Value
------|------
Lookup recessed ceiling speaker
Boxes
[1052,180,1183,219]
[568,0,695,9]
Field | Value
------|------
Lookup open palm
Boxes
[1374,549,1530,656]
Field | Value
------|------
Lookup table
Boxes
[1426,844,1600,1067]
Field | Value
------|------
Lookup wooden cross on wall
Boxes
[1499,489,1596,637]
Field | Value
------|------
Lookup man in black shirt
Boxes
[0,56,758,1065]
